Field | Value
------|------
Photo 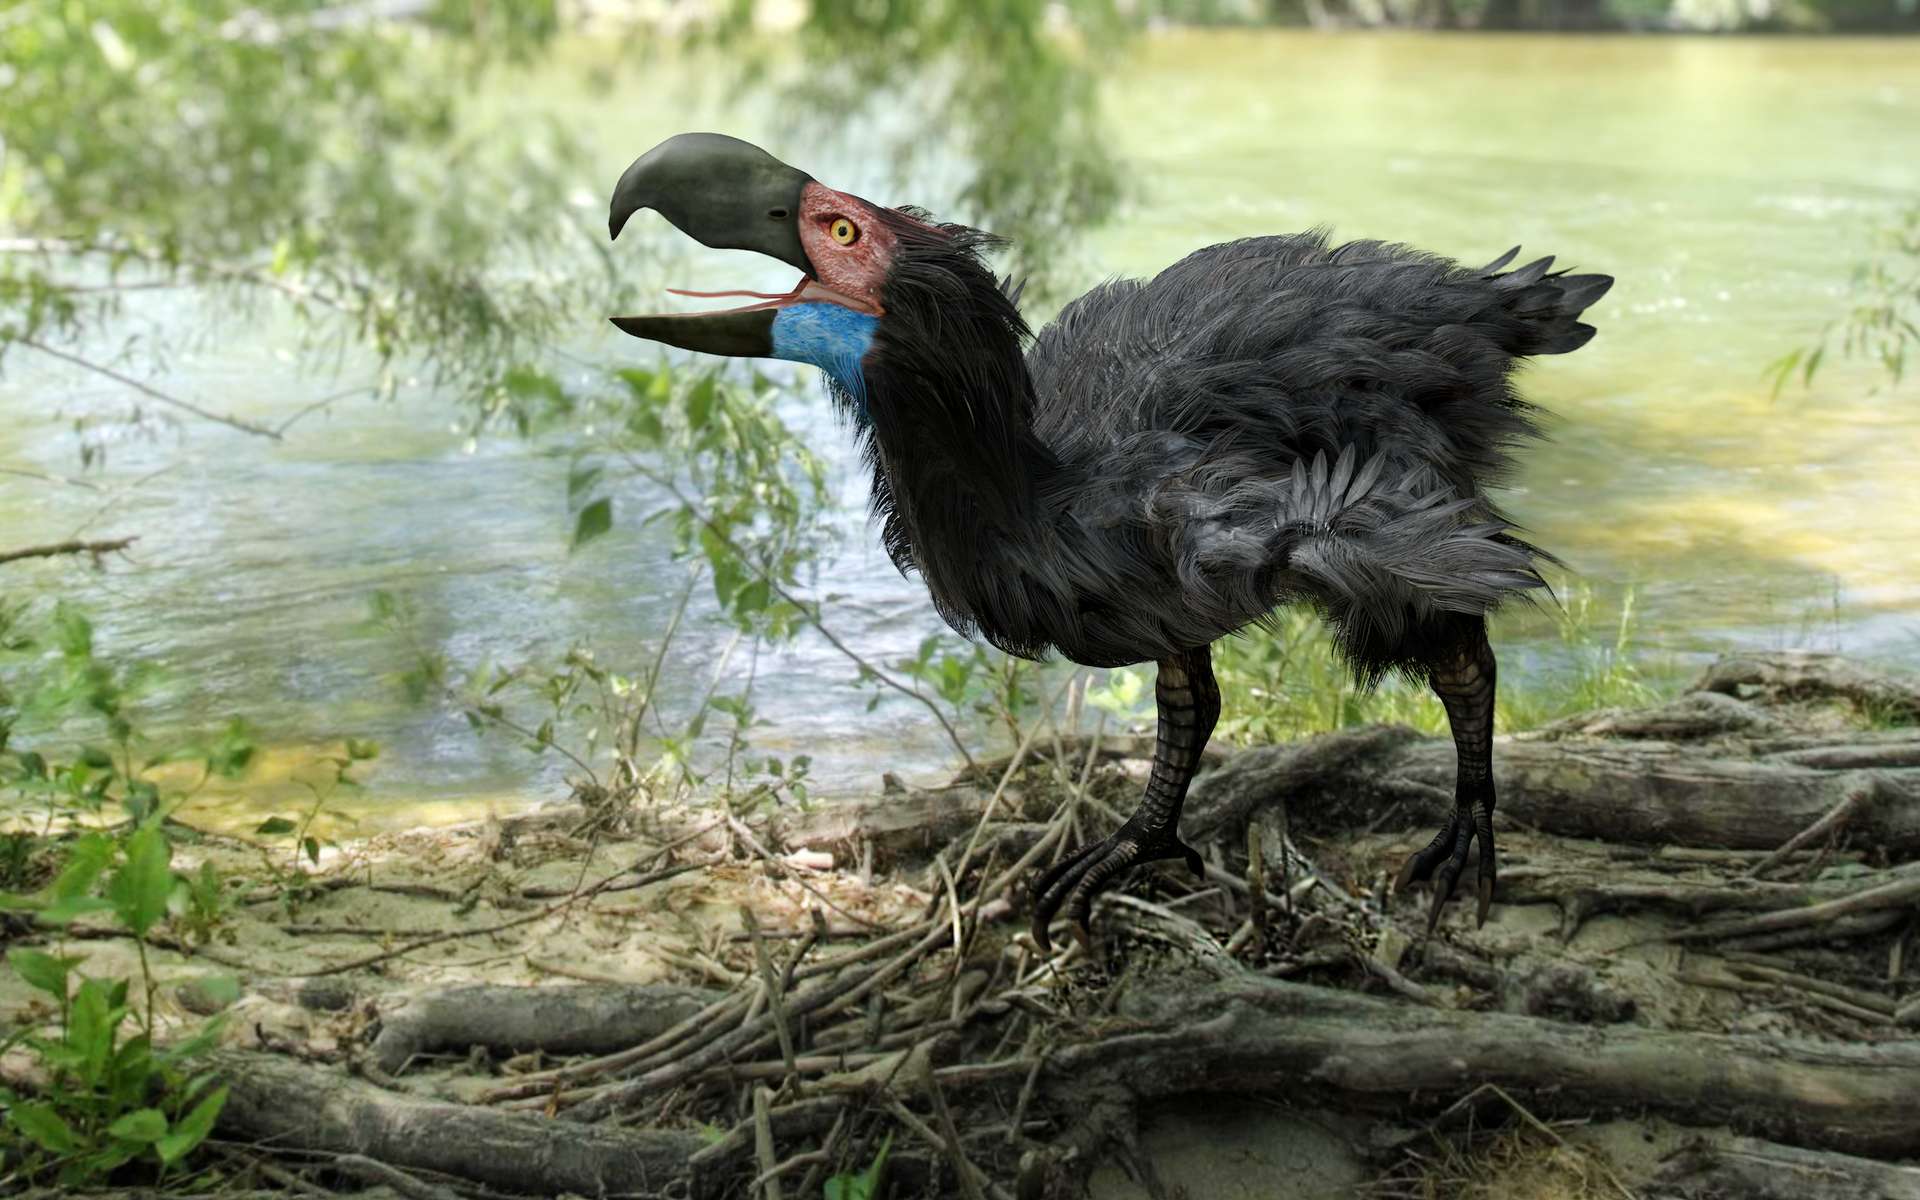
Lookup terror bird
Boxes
[606,133,1612,948]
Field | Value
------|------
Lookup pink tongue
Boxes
[667,287,794,300]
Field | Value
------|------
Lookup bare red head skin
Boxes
[795,182,900,316]
[661,182,904,318]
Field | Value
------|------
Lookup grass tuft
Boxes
[1212,580,1677,745]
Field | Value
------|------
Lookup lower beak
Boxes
[608,309,775,358]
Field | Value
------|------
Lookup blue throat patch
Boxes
[771,303,878,414]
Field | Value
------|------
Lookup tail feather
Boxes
[1483,249,1614,357]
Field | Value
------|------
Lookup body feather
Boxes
[837,222,1611,675]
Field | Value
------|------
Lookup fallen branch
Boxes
[210,1050,700,1196]
[0,536,136,566]
[1186,719,1920,856]
[1697,651,1920,725]
[370,982,721,1074]
[1652,1134,1920,1199]
[1746,780,1868,878]
[1667,874,1920,944]
[1041,976,1920,1156]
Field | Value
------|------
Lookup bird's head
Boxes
[607,132,1025,414]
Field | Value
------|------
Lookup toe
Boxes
[1424,865,1458,933]
[1473,824,1498,928]
[1395,816,1460,891]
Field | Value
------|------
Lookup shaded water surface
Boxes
[4,32,1918,827]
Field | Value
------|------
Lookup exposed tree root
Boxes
[208,1050,701,1196]
[1051,976,1920,1157]
[1190,723,1920,855]
[1696,651,1920,724]
[1651,1135,1920,1199]
[370,983,721,1074]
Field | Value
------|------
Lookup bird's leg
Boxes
[1395,618,1499,932]
[1030,646,1218,952]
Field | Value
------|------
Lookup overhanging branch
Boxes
[16,337,282,440]
[0,536,137,567]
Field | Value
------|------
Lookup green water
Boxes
[4,32,1918,828]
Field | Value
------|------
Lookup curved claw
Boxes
[1030,823,1202,954]
[1395,801,1497,934]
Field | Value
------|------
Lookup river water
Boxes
[4,32,1919,829]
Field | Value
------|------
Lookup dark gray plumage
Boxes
[853,224,1603,679]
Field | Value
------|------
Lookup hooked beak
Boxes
[608,132,852,358]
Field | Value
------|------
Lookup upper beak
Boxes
[607,132,817,357]
[608,132,814,274]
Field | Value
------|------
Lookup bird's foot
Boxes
[1029,820,1203,954]
[1395,798,1496,933]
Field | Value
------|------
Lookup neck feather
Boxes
[824,218,1065,657]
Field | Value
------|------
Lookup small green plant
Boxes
[1770,204,1920,398]
[171,860,232,947]
[823,1130,892,1200]
[250,738,375,905]
[1086,665,1152,725]
[886,634,1047,749]
[0,830,39,890]
[1,827,233,1187]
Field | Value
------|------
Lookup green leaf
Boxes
[302,837,321,866]
[49,832,115,900]
[107,1107,168,1143]
[570,497,613,552]
[53,601,94,660]
[345,738,380,761]
[156,1085,226,1165]
[38,893,116,924]
[9,948,83,998]
[108,826,174,937]
[254,816,297,836]
[684,372,718,431]
[566,462,603,505]
[209,720,257,778]
[8,1103,77,1154]
[502,364,568,411]
[69,978,128,1076]
[825,1130,892,1200]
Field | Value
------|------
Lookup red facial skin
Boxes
[797,181,897,315]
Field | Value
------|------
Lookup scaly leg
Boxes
[1030,646,1218,952]
[1395,617,1499,932]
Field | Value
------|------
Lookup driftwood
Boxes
[1496,859,1920,941]
[210,1050,700,1195]
[1697,651,1920,725]
[1044,976,1920,1156]
[1187,708,1920,855]
[370,983,721,1074]
[1651,1135,1920,1199]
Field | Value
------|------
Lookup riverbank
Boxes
[7,650,1920,1197]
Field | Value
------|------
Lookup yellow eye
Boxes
[830,218,859,245]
